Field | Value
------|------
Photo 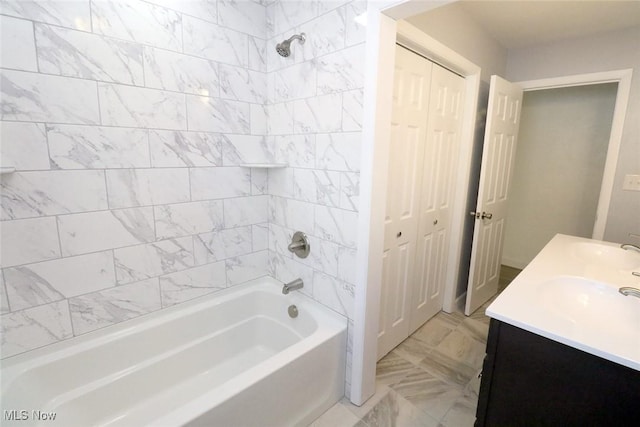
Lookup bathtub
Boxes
[0,277,347,427]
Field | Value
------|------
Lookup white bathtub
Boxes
[1,277,347,427]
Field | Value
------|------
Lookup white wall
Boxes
[502,84,618,268]
[507,26,640,244]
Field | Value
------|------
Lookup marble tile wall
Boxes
[0,0,272,358]
[264,0,367,397]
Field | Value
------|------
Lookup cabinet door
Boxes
[377,45,432,360]
[409,64,465,333]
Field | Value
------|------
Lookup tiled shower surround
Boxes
[0,0,367,389]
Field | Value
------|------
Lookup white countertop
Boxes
[486,234,640,371]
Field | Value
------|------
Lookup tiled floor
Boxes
[311,266,520,427]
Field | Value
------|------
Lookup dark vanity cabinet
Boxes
[475,319,640,426]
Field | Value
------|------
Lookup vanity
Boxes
[475,234,640,426]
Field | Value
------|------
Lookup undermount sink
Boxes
[537,276,640,336]
[571,242,640,270]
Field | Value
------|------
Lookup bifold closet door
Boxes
[377,45,432,360]
[409,64,465,333]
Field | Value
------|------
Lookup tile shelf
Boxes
[239,163,288,169]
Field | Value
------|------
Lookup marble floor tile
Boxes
[433,310,465,329]
[412,317,454,348]
[376,351,416,386]
[310,402,361,427]
[356,388,442,427]
[433,328,486,371]
[458,318,489,344]
[342,383,393,420]
[418,348,477,387]
[440,393,478,427]
[391,336,432,365]
[390,367,463,421]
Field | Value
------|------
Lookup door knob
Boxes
[397,231,402,238]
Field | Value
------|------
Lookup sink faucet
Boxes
[619,287,640,299]
[621,243,640,253]
[282,278,304,294]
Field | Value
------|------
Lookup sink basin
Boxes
[571,242,640,270]
[537,276,640,337]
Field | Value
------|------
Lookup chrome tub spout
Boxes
[282,278,304,295]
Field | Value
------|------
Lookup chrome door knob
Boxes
[470,211,493,220]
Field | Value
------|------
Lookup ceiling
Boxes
[449,0,640,49]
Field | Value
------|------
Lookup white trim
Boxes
[350,0,479,405]
[516,69,632,240]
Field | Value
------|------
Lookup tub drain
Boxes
[288,304,298,318]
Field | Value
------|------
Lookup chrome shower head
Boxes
[276,33,306,57]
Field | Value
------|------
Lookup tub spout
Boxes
[282,278,304,294]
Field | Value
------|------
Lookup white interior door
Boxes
[465,75,523,316]
[377,46,432,360]
[409,64,465,333]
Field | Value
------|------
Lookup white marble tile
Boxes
[154,200,224,239]
[218,0,266,38]
[1,300,73,358]
[337,245,357,285]
[265,102,294,135]
[160,261,226,307]
[250,168,268,195]
[226,250,268,285]
[190,167,251,200]
[271,0,318,35]
[272,135,315,168]
[296,235,339,277]
[4,251,115,311]
[340,171,360,212]
[317,45,365,94]
[69,277,161,335]
[1,170,107,220]
[1,69,99,124]
[316,132,362,171]
[293,93,342,133]
[268,222,294,257]
[186,95,250,134]
[297,8,345,61]
[98,83,187,130]
[248,36,267,72]
[91,0,182,51]
[183,15,248,67]
[269,196,315,232]
[252,223,269,251]
[224,195,269,228]
[0,217,60,268]
[272,61,317,102]
[0,122,50,170]
[219,64,267,104]
[221,135,273,165]
[250,104,268,135]
[114,237,194,284]
[58,207,156,256]
[144,0,217,24]
[143,47,219,96]
[193,226,253,264]
[48,124,150,169]
[315,205,358,248]
[35,23,144,85]
[106,168,190,208]
[293,169,341,207]
[0,15,37,71]
[1,273,9,314]
[313,270,354,318]
[0,0,91,31]
[149,130,222,167]
[272,255,314,298]
[345,1,367,47]
[267,167,294,198]
[342,88,363,131]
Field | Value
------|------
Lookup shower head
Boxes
[276,33,306,57]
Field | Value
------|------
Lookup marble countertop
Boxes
[486,234,640,371]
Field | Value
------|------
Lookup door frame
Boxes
[515,70,633,240]
[350,1,478,405]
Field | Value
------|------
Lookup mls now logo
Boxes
[4,410,57,421]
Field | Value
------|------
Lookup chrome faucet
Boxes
[282,278,304,294]
[621,243,640,253]
[619,287,640,299]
